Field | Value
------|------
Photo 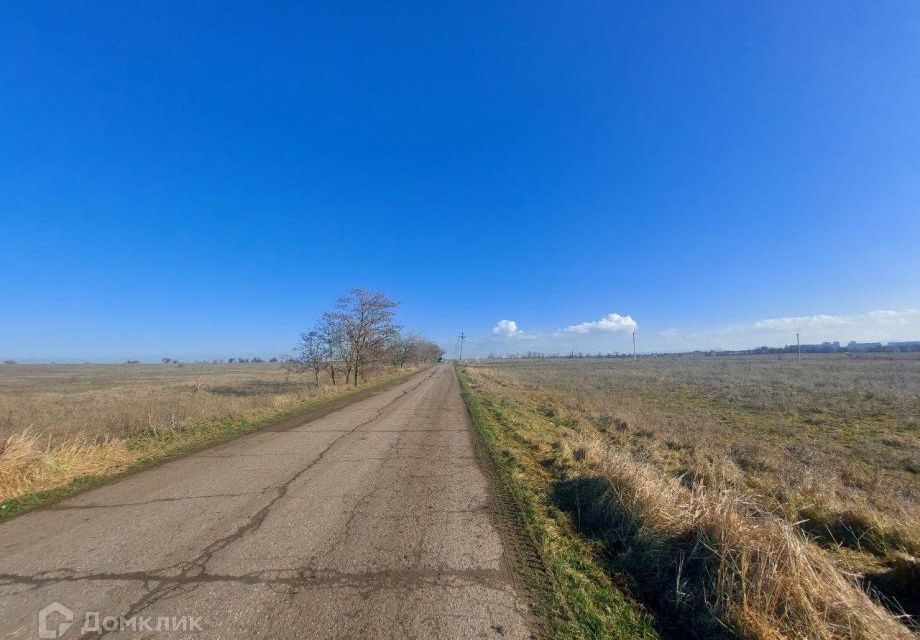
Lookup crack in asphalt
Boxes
[0,566,511,592]
[0,366,536,639]
[45,490,272,511]
[72,368,439,638]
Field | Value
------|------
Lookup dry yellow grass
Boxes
[0,430,132,499]
[472,356,920,557]
[583,443,910,639]
[0,362,331,443]
[0,362,409,506]
[463,355,920,639]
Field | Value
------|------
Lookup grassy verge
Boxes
[0,368,424,522]
[460,364,914,640]
[458,366,660,640]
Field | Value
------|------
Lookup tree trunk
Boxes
[353,357,359,387]
[330,365,336,387]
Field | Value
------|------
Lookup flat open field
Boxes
[0,362,409,509]
[462,354,920,639]
[0,362,342,443]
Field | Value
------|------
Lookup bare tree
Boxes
[414,339,444,364]
[292,288,439,389]
[318,313,347,387]
[328,289,399,387]
[391,333,420,369]
[394,336,442,366]
[295,329,325,387]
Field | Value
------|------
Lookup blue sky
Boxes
[2,2,919,361]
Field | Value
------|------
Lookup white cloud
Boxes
[564,313,637,334]
[492,319,521,338]
[754,314,847,330]
[656,308,920,352]
[754,309,919,332]
[867,309,915,324]
[465,307,919,357]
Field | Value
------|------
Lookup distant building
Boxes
[847,341,884,352]
[887,340,920,352]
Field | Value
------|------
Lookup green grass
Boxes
[0,369,422,522]
[458,367,660,640]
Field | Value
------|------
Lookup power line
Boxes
[458,332,466,362]
[632,330,637,360]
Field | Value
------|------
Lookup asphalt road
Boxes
[0,365,534,639]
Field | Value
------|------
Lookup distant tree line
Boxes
[482,339,920,361]
[155,357,281,365]
[683,340,920,357]
[289,288,443,387]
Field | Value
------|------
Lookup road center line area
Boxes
[0,365,534,639]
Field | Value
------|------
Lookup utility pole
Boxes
[632,330,637,360]
[458,332,466,362]
[796,331,801,361]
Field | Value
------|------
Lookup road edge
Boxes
[456,364,555,640]
[0,367,431,523]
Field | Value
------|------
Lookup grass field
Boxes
[461,355,919,639]
[0,362,413,515]
[0,362,324,443]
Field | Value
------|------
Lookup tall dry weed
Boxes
[0,430,132,500]
[565,439,912,639]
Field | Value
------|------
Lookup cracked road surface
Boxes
[0,365,535,639]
